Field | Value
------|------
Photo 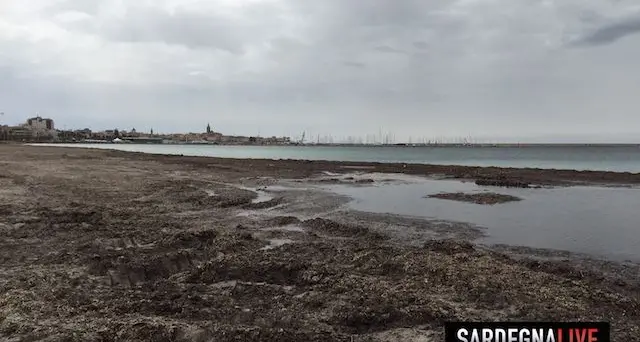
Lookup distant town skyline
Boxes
[3,111,640,144]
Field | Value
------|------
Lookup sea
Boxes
[36,143,640,173]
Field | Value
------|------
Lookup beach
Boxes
[1,144,639,341]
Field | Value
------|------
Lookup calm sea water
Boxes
[39,143,640,172]
[326,177,640,262]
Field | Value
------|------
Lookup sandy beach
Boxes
[1,144,639,341]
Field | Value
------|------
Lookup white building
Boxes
[26,116,54,131]
[24,116,56,139]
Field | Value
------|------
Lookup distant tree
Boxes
[249,136,257,143]
[113,129,120,138]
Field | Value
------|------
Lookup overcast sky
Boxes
[2,0,640,143]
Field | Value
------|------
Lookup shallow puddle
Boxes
[237,186,276,204]
[248,191,273,204]
[256,193,276,203]
[325,178,640,261]
[260,238,295,250]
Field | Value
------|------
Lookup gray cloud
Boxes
[373,45,407,54]
[343,61,366,68]
[108,10,245,53]
[1,0,640,142]
[412,41,428,50]
[46,0,104,17]
[96,6,278,54]
[572,16,640,46]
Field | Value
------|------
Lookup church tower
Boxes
[206,123,212,134]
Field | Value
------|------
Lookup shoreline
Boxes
[55,144,640,186]
[27,141,640,147]
[1,144,639,341]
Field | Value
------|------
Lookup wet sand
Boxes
[1,144,639,341]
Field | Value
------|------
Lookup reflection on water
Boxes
[326,179,640,261]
